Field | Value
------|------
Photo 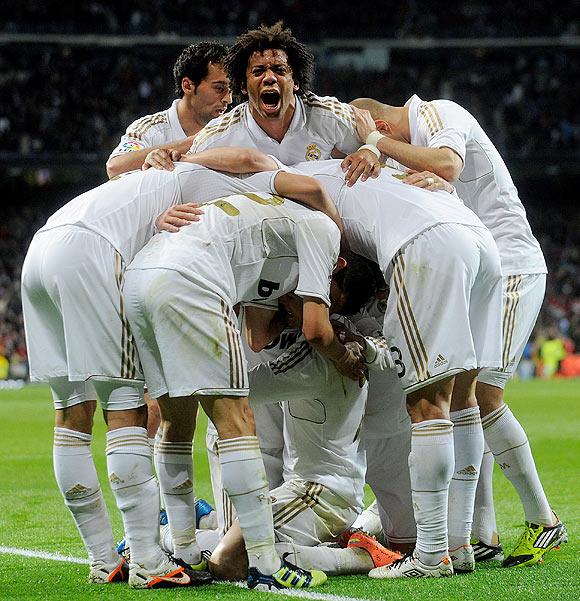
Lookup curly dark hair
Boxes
[173,42,228,98]
[224,21,314,97]
[333,252,379,316]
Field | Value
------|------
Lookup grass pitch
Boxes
[0,379,578,600]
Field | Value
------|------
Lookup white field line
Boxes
[219,580,376,601]
[0,546,89,564]
[0,546,375,601]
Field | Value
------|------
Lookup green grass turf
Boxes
[0,379,578,600]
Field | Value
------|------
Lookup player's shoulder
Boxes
[125,107,171,139]
[193,103,248,147]
[301,92,356,129]
[417,98,474,132]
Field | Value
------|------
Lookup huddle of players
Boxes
[21,23,566,591]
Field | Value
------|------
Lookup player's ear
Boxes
[333,256,347,273]
[182,77,195,96]
[375,119,391,136]
[241,82,248,96]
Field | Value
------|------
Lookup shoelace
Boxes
[388,552,413,570]
[167,553,191,570]
[281,553,310,578]
[512,523,539,553]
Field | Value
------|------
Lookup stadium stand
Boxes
[2,0,579,38]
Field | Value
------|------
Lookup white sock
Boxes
[106,426,164,569]
[206,425,237,537]
[483,404,553,525]
[155,440,201,565]
[409,420,454,565]
[53,428,118,565]
[472,442,500,545]
[217,436,280,575]
[275,542,373,575]
[153,428,163,468]
[160,524,221,557]
[352,499,382,537]
[448,407,484,549]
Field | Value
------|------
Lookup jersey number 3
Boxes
[389,345,406,378]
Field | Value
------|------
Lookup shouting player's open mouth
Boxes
[259,89,282,116]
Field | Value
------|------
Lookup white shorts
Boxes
[383,223,503,394]
[21,228,144,409]
[124,267,248,399]
[364,433,417,545]
[272,479,358,546]
[478,273,546,389]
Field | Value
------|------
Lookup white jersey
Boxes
[248,336,367,512]
[190,92,360,164]
[289,159,485,270]
[127,192,340,307]
[38,163,278,265]
[405,94,546,276]
[108,99,186,159]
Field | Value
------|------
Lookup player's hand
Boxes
[352,106,378,143]
[331,319,366,346]
[155,203,204,233]
[142,148,181,171]
[335,341,367,382]
[341,149,381,187]
[403,170,454,193]
[362,336,396,371]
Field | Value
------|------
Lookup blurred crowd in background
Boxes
[1,2,579,380]
[2,0,579,38]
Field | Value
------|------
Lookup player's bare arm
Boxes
[379,138,462,182]
[350,101,463,181]
[180,147,279,173]
[243,305,289,352]
[301,296,364,381]
[106,136,196,178]
[272,171,345,235]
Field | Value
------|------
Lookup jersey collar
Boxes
[168,98,187,140]
[245,96,304,143]
[405,94,423,145]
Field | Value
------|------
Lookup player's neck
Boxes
[176,98,204,137]
[399,105,411,142]
[250,102,295,143]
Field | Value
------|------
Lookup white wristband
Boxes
[358,144,380,159]
[366,131,385,147]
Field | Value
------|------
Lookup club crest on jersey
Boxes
[305,143,322,161]
[119,140,145,153]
